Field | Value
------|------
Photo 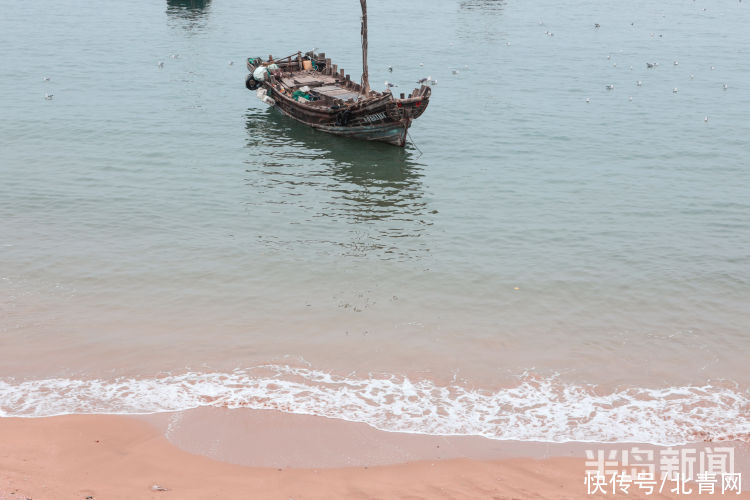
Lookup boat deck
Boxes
[279,71,374,103]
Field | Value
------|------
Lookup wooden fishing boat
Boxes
[245,0,430,147]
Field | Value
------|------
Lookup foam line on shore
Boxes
[1,365,748,446]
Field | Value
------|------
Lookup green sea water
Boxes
[1,0,748,443]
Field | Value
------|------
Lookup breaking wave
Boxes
[1,365,748,445]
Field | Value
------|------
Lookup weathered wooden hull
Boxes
[270,94,413,146]
[315,120,411,146]
[246,52,430,147]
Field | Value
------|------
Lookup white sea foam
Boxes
[1,366,748,445]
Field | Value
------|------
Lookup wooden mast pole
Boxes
[360,0,370,94]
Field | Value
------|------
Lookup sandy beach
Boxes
[1,413,747,500]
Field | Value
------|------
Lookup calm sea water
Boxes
[1,0,748,444]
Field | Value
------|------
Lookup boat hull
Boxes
[273,104,411,146]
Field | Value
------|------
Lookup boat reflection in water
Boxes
[457,0,506,41]
[243,108,433,261]
[459,0,506,12]
[166,0,211,31]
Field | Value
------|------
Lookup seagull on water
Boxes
[586,97,590,103]
[646,62,655,69]
[606,84,614,90]
[44,93,53,100]
[723,83,728,90]
[690,74,694,79]
[42,76,50,81]
[419,62,424,67]
[228,60,234,66]
[384,81,397,88]
[158,61,164,68]
[594,23,600,29]
[452,69,459,75]
[704,116,709,122]
[674,61,679,66]
[170,54,180,59]
[387,65,392,72]
[673,87,678,93]
[636,80,642,86]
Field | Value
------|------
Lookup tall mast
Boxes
[360,0,370,94]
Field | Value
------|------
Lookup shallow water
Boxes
[1,0,749,443]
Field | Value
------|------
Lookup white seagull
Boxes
[44,93,53,100]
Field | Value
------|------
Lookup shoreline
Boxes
[1,412,748,499]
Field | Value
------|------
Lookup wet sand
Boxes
[1,413,748,500]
